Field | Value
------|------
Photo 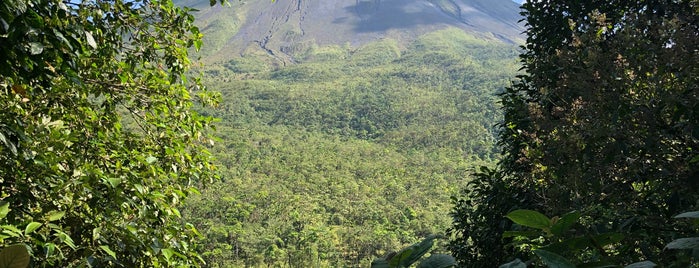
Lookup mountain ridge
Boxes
[178,0,525,63]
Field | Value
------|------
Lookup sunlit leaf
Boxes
[47,211,65,222]
[24,222,42,235]
[506,209,551,230]
[85,31,97,49]
[0,202,9,220]
[100,245,117,260]
[29,42,43,55]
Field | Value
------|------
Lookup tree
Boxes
[451,0,698,266]
[1,0,220,266]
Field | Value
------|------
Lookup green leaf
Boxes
[24,222,42,235]
[390,235,438,267]
[534,249,575,268]
[499,259,527,268]
[29,42,43,55]
[674,211,699,219]
[2,225,22,237]
[55,230,76,249]
[0,244,30,268]
[550,211,580,236]
[624,261,657,268]
[85,31,97,49]
[100,245,117,260]
[92,227,102,241]
[417,254,456,268]
[0,202,9,220]
[506,209,551,230]
[592,232,624,246]
[145,156,157,164]
[161,248,174,262]
[47,211,65,222]
[503,230,540,238]
[44,243,55,259]
[665,237,699,249]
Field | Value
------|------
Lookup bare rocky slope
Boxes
[177,0,524,63]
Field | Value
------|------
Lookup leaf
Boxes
[506,209,551,230]
[390,235,438,267]
[665,237,699,249]
[24,222,42,235]
[499,259,527,268]
[503,230,540,238]
[85,31,97,49]
[145,156,157,164]
[100,245,117,260]
[674,211,699,219]
[55,230,76,249]
[47,211,65,222]
[550,211,580,236]
[161,248,174,262]
[624,261,657,268]
[0,244,30,268]
[592,232,624,246]
[417,254,456,268]
[29,42,43,55]
[92,227,101,241]
[0,202,9,220]
[534,249,575,268]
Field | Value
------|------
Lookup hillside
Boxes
[176,0,524,63]
[182,28,521,267]
[173,0,525,266]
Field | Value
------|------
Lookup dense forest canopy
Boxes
[3,0,696,267]
[183,29,520,267]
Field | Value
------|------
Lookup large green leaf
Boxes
[674,211,699,219]
[499,259,526,268]
[0,202,8,220]
[0,244,30,268]
[506,209,551,230]
[389,235,437,267]
[23,222,41,236]
[624,261,656,268]
[665,237,699,249]
[417,254,456,268]
[46,211,65,222]
[550,211,580,236]
[533,249,575,268]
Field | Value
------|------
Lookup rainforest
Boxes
[0,0,696,268]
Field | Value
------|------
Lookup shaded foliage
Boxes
[451,0,698,266]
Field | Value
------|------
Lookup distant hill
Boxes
[177,0,525,63]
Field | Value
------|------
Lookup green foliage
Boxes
[372,235,456,268]
[183,28,520,267]
[450,0,698,267]
[1,0,220,266]
[501,210,699,267]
